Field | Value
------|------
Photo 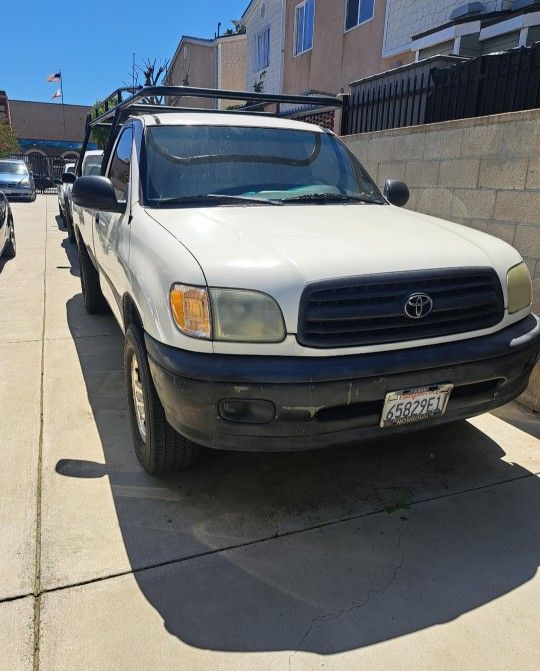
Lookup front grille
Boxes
[297,268,504,348]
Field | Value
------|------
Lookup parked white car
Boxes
[72,87,540,475]
[62,150,103,242]
[58,162,76,224]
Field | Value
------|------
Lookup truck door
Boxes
[94,124,133,322]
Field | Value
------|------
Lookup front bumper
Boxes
[3,188,36,201]
[146,315,540,452]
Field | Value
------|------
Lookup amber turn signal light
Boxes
[170,284,211,339]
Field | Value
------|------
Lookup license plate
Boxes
[380,384,453,428]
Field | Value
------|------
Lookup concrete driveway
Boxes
[1,196,539,670]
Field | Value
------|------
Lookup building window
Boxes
[294,0,314,56]
[345,0,374,31]
[256,25,270,70]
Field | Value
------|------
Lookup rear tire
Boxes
[66,212,75,243]
[124,325,200,475]
[2,216,16,258]
[78,241,108,314]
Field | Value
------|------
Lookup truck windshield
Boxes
[142,125,384,207]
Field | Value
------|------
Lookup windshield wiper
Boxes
[153,193,283,207]
[282,193,382,205]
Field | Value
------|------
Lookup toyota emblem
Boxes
[404,293,434,319]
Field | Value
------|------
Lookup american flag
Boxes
[47,72,61,82]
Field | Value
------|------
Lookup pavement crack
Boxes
[288,518,406,670]
[33,195,49,671]
[31,473,536,600]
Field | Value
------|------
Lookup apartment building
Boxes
[384,0,540,61]
[242,0,286,93]
[165,32,246,109]
[281,1,413,97]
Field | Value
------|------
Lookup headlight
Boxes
[507,262,532,314]
[170,285,286,342]
[210,288,286,342]
[19,178,30,186]
[170,284,211,338]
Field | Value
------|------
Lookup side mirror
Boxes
[61,172,76,184]
[72,176,123,213]
[384,180,410,208]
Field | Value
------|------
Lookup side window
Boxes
[108,126,133,202]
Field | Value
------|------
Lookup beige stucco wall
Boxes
[343,108,540,412]
[10,100,89,142]
[166,35,246,110]
[166,41,216,109]
[282,0,414,96]
[217,36,247,109]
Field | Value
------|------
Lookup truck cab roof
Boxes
[136,112,326,133]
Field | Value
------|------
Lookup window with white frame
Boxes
[256,25,270,70]
[345,0,374,31]
[294,0,314,56]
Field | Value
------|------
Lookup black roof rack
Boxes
[77,85,342,175]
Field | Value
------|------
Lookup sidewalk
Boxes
[1,196,539,670]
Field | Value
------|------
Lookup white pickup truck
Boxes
[71,86,539,475]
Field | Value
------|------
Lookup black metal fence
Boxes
[426,41,540,123]
[8,153,69,193]
[343,42,540,135]
[344,56,464,134]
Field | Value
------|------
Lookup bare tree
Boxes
[135,58,170,104]
[139,58,169,87]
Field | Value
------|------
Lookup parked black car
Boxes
[0,192,16,259]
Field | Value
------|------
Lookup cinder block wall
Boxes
[343,109,539,412]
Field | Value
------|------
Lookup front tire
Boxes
[2,216,16,258]
[124,325,200,475]
[78,240,108,314]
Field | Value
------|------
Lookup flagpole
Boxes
[60,70,67,141]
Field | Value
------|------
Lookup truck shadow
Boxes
[60,293,540,656]
[59,239,80,278]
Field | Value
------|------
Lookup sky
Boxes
[1,0,248,106]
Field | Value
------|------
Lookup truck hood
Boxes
[146,203,520,331]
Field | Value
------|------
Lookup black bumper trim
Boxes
[145,315,539,452]
[145,315,539,385]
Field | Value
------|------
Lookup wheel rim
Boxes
[131,353,147,442]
